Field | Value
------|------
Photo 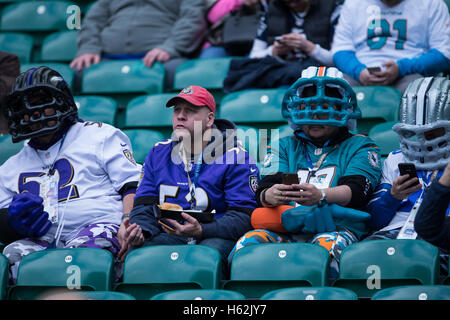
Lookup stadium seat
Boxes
[41,30,77,62]
[219,89,287,128]
[222,243,330,299]
[0,1,75,31]
[81,60,165,106]
[74,95,117,125]
[41,290,136,300]
[353,86,401,135]
[368,121,400,157]
[20,62,74,89]
[236,125,263,164]
[115,245,222,300]
[9,248,115,300]
[125,93,174,137]
[0,254,8,300]
[150,289,246,300]
[371,285,450,300]
[0,134,24,166]
[122,129,165,164]
[173,57,236,103]
[332,239,440,298]
[260,286,358,300]
[445,0,450,12]
[0,32,33,63]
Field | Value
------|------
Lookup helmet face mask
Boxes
[393,76,450,170]
[282,67,361,130]
[5,67,78,143]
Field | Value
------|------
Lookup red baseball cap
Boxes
[166,85,216,113]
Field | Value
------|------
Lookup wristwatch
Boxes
[318,189,327,207]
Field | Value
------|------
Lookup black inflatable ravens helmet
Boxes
[5,66,78,143]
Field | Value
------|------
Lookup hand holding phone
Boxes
[367,66,381,74]
[398,163,420,186]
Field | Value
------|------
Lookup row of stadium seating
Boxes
[0,239,449,300]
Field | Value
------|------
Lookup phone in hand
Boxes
[158,219,176,232]
[398,163,420,186]
[282,173,299,185]
[367,66,382,74]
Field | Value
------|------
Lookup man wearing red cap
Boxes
[118,85,259,278]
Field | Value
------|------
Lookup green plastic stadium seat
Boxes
[41,290,136,300]
[368,121,400,157]
[74,95,117,125]
[150,289,246,300]
[371,285,450,300]
[125,93,174,130]
[223,243,330,299]
[115,245,222,300]
[0,32,33,62]
[173,57,237,103]
[445,0,450,12]
[41,30,77,62]
[9,248,115,300]
[122,129,165,164]
[219,89,287,127]
[353,86,401,135]
[0,1,76,31]
[20,62,74,89]
[260,287,358,300]
[0,134,24,166]
[332,239,440,298]
[81,60,165,106]
[0,254,8,300]
[236,125,268,165]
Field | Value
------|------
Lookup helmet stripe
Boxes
[26,68,37,86]
[415,77,433,125]
[317,66,326,77]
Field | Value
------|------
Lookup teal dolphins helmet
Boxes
[393,76,450,170]
[282,66,361,130]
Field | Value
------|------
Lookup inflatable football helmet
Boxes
[5,66,78,143]
[282,66,361,130]
[393,76,450,170]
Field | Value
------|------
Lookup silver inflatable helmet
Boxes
[392,76,450,170]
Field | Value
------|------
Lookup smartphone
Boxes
[367,66,382,74]
[158,219,176,232]
[398,163,420,186]
[282,173,299,185]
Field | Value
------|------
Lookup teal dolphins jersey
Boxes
[262,132,382,237]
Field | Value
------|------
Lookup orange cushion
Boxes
[251,205,294,233]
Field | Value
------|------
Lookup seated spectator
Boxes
[228,66,382,276]
[333,0,450,93]
[200,0,264,58]
[0,51,20,135]
[0,67,141,281]
[223,0,341,92]
[365,76,449,276]
[70,0,207,90]
[415,161,450,252]
[119,85,259,278]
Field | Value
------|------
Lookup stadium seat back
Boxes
[0,32,33,63]
[219,89,286,126]
[0,135,24,166]
[9,248,115,300]
[125,93,174,128]
[115,245,222,300]
[332,239,440,298]
[0,254,8,300]
[260,286,358,300]
[74,95,117,125]
[353,86,401,135]
[42,290,136,300]
[122,129,166,164]
[368,121,400,157]
[371,285,450,300]
[0,1,75,31]
[150,289,245,300]
[82,61,165,106]
[223,243,330,299]
[41,30,77,62]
